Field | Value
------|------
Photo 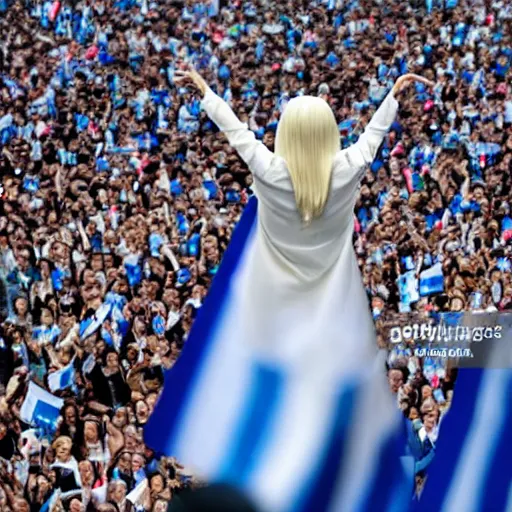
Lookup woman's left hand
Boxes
[174,65,209,96]
[392,74,435,95]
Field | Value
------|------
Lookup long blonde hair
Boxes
[275,95,340,224]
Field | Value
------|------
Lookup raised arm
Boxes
[342,74,435,176]
[341,91,399,171]
[174,66,274,178]
[200,89,274,177]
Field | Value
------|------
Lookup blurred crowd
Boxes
[0,0,511,508]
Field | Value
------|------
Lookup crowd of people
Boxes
[0,0,511,509]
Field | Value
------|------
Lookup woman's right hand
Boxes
[174,65,209,97]
[392,74,435,96]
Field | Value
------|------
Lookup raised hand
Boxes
[173,64,209,96]
[392,74,435,96]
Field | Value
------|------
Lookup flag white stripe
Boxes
[127,478,149,506]
[47,371,63,392]
[173,245,255,478]
[174,328,252,478]
[248,373,347,512]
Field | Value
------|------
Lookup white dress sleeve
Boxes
[340,91,399,178]
[200,88,275,178]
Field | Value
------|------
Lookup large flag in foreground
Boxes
[145,197,412,512]
[413,366,512,512]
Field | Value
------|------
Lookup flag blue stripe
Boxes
[478,372,512,512]
[412,369,485,512]
[419,275,444,296]
[61,367,72,388]
[386,465,413,512]
[361,418,411,512]
[144,197,258,455]
[293,383,358,512]
[217,363,284,486]
[40,494,54,512]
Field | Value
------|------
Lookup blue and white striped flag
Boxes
[79,302,112,340]
[413,321,512,512]
[20,382,64,434]
[145,198,412,512]
[412,368,512,512]
[419,263,444,297]
[48,359,76,393]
